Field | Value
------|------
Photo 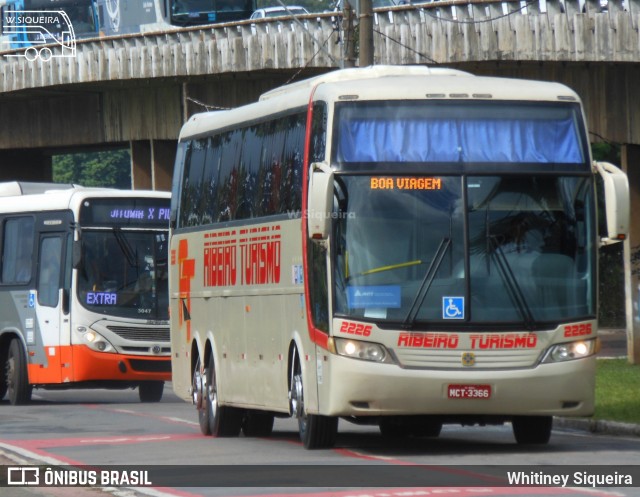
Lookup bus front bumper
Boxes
[71,345,172,382]
[319,353,595,418]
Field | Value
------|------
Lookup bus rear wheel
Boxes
[139,381,164,403]
[512,415,552,444]
[202,356,243,437]
[289,350,337,449]
[7,338,32,405]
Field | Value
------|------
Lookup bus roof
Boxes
[0,182,169,213]
[178,65,581,141]
[0,181,81,197]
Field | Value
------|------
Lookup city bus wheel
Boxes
[204,357,242,437]
[193,357,212,435]
[289,351,337,449]
[0,347,7,400]
[7,338,32,405]
[242,409,275,437]
[512,415,552,444]
[139,381,164,403]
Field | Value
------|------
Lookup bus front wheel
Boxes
[7,338,32,405]
[289,350,337,449]
[202,356,242,437]
[139,381,164,403]
[512,415,552,444]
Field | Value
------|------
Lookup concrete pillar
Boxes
[622,144,640,364]
[0,149,52,181]
[130,140,152,190]
[151,140,176,192]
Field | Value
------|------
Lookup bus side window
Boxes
[38,236,62,307]
[1,217,34,285]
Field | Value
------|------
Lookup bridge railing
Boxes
[0,0,638,93]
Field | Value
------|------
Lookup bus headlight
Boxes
[542,339,598,364]
[331,337,391,363]
[81,329,116,354]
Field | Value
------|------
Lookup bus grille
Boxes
[107,326,170,343]
[393,349,542,369]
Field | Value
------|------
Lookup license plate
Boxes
[448,384,492,399]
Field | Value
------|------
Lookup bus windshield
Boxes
[77,229,169,320]
[333,101,588,170]
[332,173,595,327]
[170,0,255,25]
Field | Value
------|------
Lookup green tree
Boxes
[52,150,131,189]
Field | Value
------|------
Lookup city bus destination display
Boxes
[79,198,170,227]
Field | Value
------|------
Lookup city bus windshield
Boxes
[77,229,169,320]
[332,174,595,327]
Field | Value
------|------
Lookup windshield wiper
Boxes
[489,236,537,331]
[113,227,138,270]
[402,237,451,329]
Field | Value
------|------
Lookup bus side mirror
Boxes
[307,162,334,241]
[594,161,629,246]
[72,240,83,269]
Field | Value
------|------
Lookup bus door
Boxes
[33,231,71,384]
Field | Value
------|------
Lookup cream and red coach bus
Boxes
[0,182,171,405]
[169,66,629,449]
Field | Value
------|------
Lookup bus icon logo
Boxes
[443,296,464,320]
[1,10,77,61]
[7,467,39,485]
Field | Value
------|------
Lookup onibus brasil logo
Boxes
[1,10,76,61]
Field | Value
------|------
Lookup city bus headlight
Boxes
[81,328,116,354]
[542,339,598,364]
[330,338,391,363]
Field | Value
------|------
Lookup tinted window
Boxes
[1,217,34,285]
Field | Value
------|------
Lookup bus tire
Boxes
[0,346,8,400]
[139,381,164,403]
[7,338,32,405]
[242,410,275,437]
[204,357,242,437]
[512,415,552,444]
[290,350,337,449]
[300,413,338,450]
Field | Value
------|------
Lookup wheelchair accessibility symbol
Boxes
[443,296,464,319]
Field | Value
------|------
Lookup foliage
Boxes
[594,359,640,424]
[52,150,131,189]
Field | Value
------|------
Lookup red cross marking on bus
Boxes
[177,239,194,342]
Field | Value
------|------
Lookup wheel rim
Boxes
[208,367,217,419]
[192,359,203,407]
[290,371,304,418]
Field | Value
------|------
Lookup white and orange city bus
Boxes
[0,182,171,405]
[169,66,629,449]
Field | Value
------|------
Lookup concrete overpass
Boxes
[0,0,639,185]
[0,0,639,359]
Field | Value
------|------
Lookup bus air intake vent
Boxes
[107,326,170,342]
